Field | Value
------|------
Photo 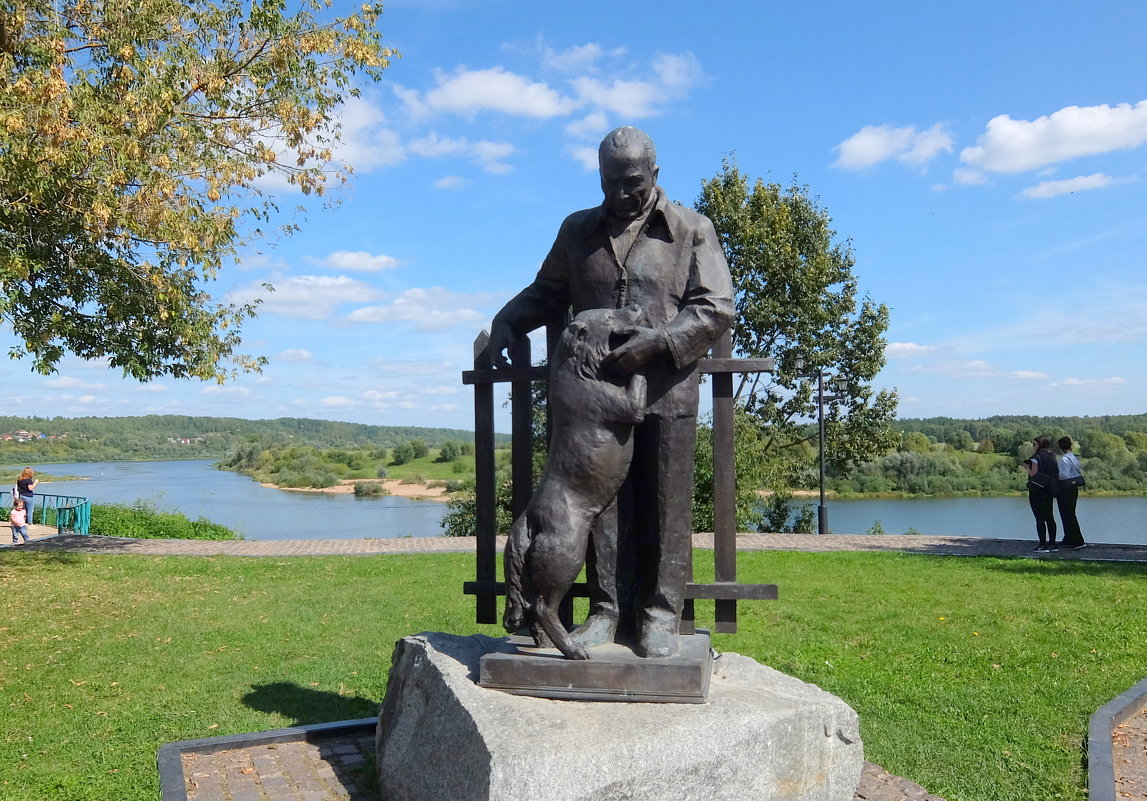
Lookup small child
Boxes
[10,498,30,545]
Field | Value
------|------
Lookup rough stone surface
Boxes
[375,632,863,801]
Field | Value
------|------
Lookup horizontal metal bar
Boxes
[699,357,775,374]
[462,366,550,385]
[464,580,777,601]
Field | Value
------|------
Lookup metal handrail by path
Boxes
[33,493,91,535]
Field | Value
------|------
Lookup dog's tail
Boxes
[502,512,531,633]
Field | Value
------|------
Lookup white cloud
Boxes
[414,67,578,118]
[231,275,383,320]
[953,168,988,186]
[319,396,358,408]
[45,376,106,390]
[651,52,704,92]
[1050,376,1127,388]
[905,359,1001,378]
[1021,172,1139,199]
[277,349,314,363]
[885,342,936,359]
[423,385,459,396]
[77,395,100,405]
[542,43,611,73]
[201,385,252,396]
[568,145,599,171]
[566,110,610,139]
[408,133,515,173]
[433,175,470,190]
[570,76,662,119]
[134,384,167,393]
[306,250,401,272]
[331,96,407,172]
[346,287,490,330]
[960,101,1147,174]
[833,123,954,170]
[363,389,401,402]
[368,358,457,377]
[1012,370,1048,380]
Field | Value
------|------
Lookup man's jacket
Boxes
[493,187,734,418]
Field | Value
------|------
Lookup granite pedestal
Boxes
[375,632,863,801]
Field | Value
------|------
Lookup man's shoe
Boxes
[570,613,618,649]
[637,613,680,659]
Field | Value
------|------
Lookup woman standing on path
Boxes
[16,467,39,527]
[1024,436,1059,552]
[1056,436,1086,550]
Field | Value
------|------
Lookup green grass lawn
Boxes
[1,549,1144,801]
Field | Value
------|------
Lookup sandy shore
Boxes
[260,478,452,502]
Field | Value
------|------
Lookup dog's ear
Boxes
[560,320,589,362]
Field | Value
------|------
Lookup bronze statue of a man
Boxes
[488,126,734,658]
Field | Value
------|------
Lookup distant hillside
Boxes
[0,415,506,465]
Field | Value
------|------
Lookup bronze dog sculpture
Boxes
[502,306,647,659]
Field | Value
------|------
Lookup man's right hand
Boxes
[488,320,514,369]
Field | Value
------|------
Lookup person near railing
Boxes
[9,498,30,544]
[16,467,39,527]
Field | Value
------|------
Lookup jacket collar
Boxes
[592,186,676,242]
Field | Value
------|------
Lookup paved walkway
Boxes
[8,529,1147,562]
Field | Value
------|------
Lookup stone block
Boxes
[376,632,863,801]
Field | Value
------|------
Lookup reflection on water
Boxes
[25,459,447,541]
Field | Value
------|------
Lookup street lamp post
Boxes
[794,358,847,534]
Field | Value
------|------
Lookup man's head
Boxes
[598,127,658,221]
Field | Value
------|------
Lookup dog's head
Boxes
[558,305,645,379]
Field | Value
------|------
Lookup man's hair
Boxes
[1058,436,1073,451]
[599,126,656,166]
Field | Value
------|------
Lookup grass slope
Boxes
[1,550,1144,801]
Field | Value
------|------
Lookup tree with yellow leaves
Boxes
[0,0,394,380]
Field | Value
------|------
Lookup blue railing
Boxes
[31,493,92,535]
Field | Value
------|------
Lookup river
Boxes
[14,459,1147,545]
[22,459,447,541]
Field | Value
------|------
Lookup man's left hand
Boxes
[601,326,667,376]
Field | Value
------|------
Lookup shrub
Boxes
[88,501,238,540]
[353,481,389,497]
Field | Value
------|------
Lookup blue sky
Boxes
[6,0,1147,432]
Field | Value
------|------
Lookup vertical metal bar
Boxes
[473,332,498,623]
[510,335,533,519]
[711,329,737,633]
[818,370,828,535]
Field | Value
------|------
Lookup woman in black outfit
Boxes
[1024,436,1058,552]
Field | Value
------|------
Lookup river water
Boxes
[14,459,1147,545]
[22,459,447,541]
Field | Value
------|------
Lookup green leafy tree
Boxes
[0,0,394,380]
[436,440,462,463]
[945,429,975,451]
[694,160,899,492]
[390,442,415,466]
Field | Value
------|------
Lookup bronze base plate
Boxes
[478,631,712,703]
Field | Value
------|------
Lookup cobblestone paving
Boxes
[1114,704,1147,800]
[183,733,377,801]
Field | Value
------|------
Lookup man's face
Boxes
[599,147,658,221]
